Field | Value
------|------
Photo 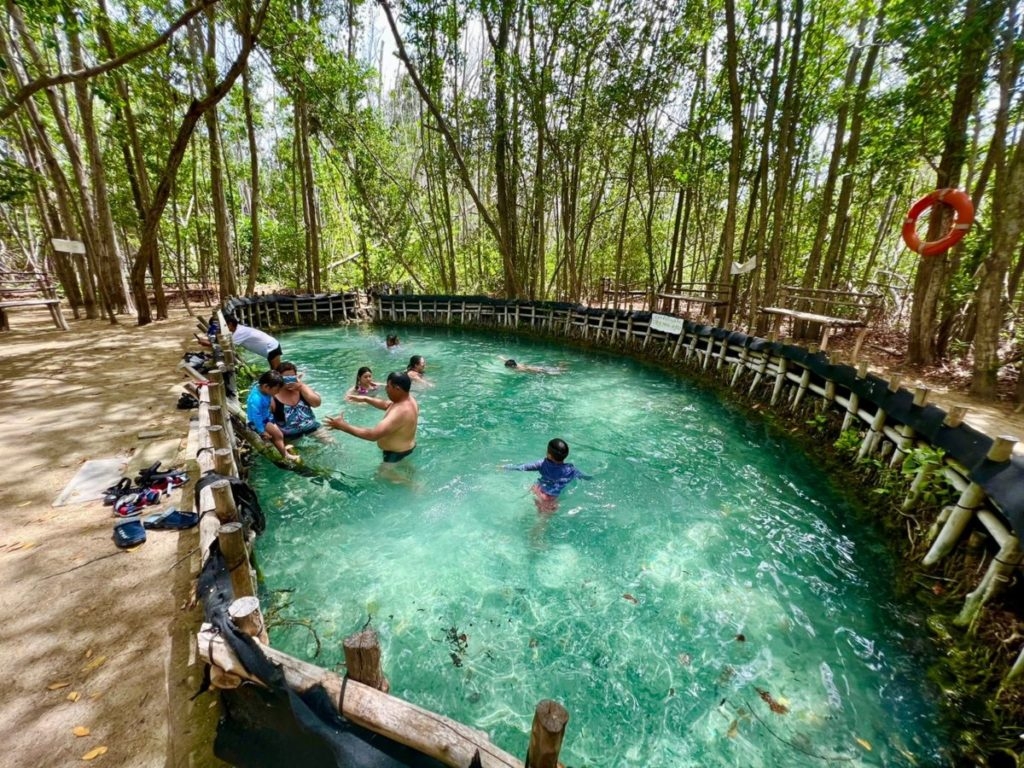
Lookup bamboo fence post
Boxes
[229,595,269,644]
[791,355,814,411]
[525,699,568,768]
[841,361,869,431]
[207,380,226,412]
[218,522,256,599]
[889,387,929,468]
[343,628,390,693]
[956,524,1021,631]
[923,436,1018,566]
[207,404,225,429]
[208,423,227,451]
[905,407,966,510]
[769,356,788,406]
[747,340,772,395]
[210,479,240,524]
[730,345,749,387]
[857,374,901,460]
[213,447,236,477]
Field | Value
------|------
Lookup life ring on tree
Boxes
[901,188,974,257]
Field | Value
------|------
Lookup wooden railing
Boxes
[0,268,69,331]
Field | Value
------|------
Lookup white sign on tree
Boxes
[51,238,86,254]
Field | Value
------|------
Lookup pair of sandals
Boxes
[135,463,188,491]
[113,487,162,517]
[113,507,199,549]
[103,464,189,515]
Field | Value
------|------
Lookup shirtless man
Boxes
[325,371,419,463]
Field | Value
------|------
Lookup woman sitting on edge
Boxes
[271,361,322,437]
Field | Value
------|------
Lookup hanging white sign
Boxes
[650,313,684,335]
[52,238,86,254]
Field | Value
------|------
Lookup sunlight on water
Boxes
[252,326,946,767]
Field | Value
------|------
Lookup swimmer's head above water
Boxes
[547,438,569,462]
[504,359,518,368]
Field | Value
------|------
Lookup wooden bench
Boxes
[656,281,729,317]
[0,269,70,331]
[598,277,649,309]
[759,285,881,358]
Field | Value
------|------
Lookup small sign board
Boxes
[650,313,684,335]
[51,238,85,254]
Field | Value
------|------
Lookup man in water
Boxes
[406,355,434,387]
[502,357,565,374]
[325,371,419,463]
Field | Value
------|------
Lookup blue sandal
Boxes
[113,517,146,548]
[143,508,199,530]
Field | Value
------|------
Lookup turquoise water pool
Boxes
[251,326,946,767]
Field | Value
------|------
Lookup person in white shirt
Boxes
[199,315,283,370]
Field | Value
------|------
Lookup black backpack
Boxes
[194,472,266,535]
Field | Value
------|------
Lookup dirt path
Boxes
[0,304,1021,768]
[0,306,225,767]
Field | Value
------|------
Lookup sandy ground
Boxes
[0,302,1022,768]
[0,305,226,768]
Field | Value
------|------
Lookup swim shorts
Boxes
[382,446,415,463]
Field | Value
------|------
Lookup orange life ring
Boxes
[902,188,974,257]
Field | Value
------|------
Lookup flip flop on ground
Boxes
[142,508,199,530]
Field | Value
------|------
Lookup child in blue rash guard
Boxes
[247,370,298,461]
[503,438,592,513]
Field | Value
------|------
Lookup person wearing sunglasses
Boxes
[271,361,322,437]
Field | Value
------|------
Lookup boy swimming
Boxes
[503,438,591,513]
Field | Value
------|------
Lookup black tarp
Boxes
[199,541,449,768]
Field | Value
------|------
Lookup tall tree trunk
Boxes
[748,19,783,329]
[6,1,115,322]
[970,5,1024,397]
[763,0,804,316]
[908,0,1005,363]
[720,0,746,320]
[489,0,523,297]
[821,4,883,291]
[202,10,238,301]
[67,19,133,316]
[242,64,261,296]
[804,12,868,291]
[129,0,268,325]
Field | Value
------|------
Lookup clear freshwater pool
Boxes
[251,325,946,767]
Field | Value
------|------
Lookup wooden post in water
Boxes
[525,699,568,768]
[229,595,269,644]
[218,522,256,599]
[210,479,240,524]
[343,629,390,693]
[923,436,1018,566]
